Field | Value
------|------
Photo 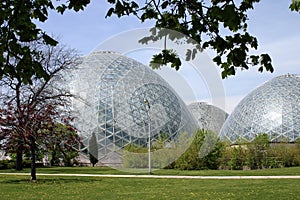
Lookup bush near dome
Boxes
[219,134,300,170]
[169,129,224,170]
[123,130,300,170]
[122,131,192,168]
[122,131,300,170]
[0,159,31,170]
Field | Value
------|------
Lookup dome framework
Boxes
[220,74,300,144]
[188,102,228,135]
[70,51,197,164]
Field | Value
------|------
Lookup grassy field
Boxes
[1,167,300,199]
[1,165,300,176]
[0,174,300,200]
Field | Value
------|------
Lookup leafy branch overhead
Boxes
[290,0,300,11]
[1,0,300,83]
[0,0,90,84]
[106,0,289,78]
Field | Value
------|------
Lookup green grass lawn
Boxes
[1,166,300,199]
[1,166,300,176]
[0,174,299,200]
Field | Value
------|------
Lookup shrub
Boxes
[172,129,224,170]
[219,134,300,170]
[0,160,15,169]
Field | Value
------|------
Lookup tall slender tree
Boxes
[89,132,99,167]
[0,39,80,181]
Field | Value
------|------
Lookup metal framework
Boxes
[70,51,197,165]
[188,102,228,135]
[220,74,300,143]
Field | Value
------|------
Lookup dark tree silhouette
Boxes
[89,132,99,167]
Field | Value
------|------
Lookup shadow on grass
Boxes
[0,176,103,184]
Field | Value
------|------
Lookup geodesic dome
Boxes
[70,51,198,164]
[220,74,300,144]
[188,102,228,135]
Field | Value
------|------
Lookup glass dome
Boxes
[70,51,198,166]
[220,74,300,144]
[188,102,228,135]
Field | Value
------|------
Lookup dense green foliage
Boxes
[44,123,80,167]
[0,157,37,170]
[2,0,299,83]
[220,134,300,170]
[0,0,90,84]
[122,131,300,170]
[106,0,277,78]
[172,132,300,170]
[169,129,224,170]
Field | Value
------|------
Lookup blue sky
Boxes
[40,0,300,113]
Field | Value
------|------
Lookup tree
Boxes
[172,129,224,170]
[107,0,264,78]
[0,40,80,181]
[246,133,270,169]
[46,123,81,167]
[105,0,299,78]
[2,1,299,82]
[0,0,90,84]
[88,132,99,167]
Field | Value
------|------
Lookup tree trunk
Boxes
[16,144,23,171]
[15,81,23,171]
[30,135,36,182]
[50,148,56,166]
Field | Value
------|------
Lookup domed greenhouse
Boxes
[70,51,198,166]
[220,74,300,144]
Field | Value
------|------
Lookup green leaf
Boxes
[213,56,222,65]
[161,1,169,9]
[150,27,156,35]
[33,9,48,22]
[68,0,90,12]
[56,5,67,14]
[150,49,182,70]
[260,54,273,73]
[223,4,240,31]
[221,66,235,79]
[138,36,154,45]
[131,2,139,9]
[42,34,58,46]
[250,55,259,65]
[290,0,300,11]
[106,8,115,17]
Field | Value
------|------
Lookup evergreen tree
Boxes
[89,132,99,167]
